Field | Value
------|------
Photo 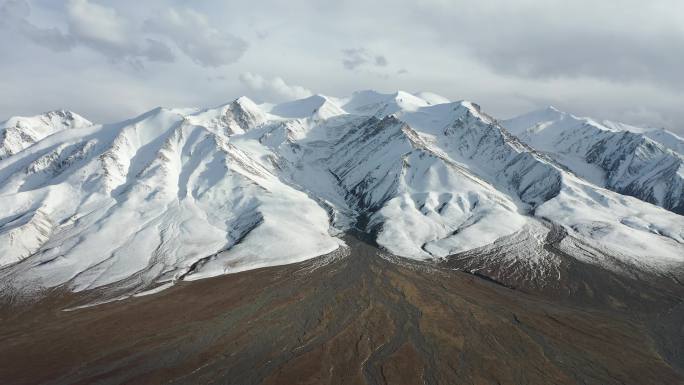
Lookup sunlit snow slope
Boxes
[0,91,682,296]
[504,107,684,214]
[0,110,92,160]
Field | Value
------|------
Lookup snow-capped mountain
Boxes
[641,128,684,155]
[504,107,684,214]
[600,119,684,155]
[0,110,92,160]
[0,92,682,297]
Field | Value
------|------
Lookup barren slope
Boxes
[1,237,682,385]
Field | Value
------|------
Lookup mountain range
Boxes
[0,90,682,299]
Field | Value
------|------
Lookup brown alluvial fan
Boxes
[1,237,682,385]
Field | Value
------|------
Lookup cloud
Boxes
[469,28,684,89]
[67,0,131,48]
[238,72,312,101]
[0,0,246,67]
[0,0,74,51]
[417,1,684,89]
[65,0,175,65]
[143,8,248,67]
[1,0,684,135]
[374,55,388,67]
[342,48,389,70]
[341,48,367,70]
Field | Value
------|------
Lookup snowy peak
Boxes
[0,110,92,159]
[504,106,570,135]
[219,96,268,131]
[262,90,450,122]
[599,120,684,156]
[504,107,684,214]
[269,94,346,120]
[339,89,390,114]
[21,110,92,130]
[391,90,430,111]
[414,91,450,106]
[2,110,92,134]
[184,96,267,136]
[503,106,634,138]
[643,128,684,155]
[341,90,429,117]
[459,101,497,125]
[234,95,259,109]
[508,106,684,156]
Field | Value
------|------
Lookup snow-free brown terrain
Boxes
[1,236,682,385]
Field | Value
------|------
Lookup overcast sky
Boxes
[1,0,683,134]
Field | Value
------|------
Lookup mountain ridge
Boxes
[0,91,682,300]
[503,107,684,214]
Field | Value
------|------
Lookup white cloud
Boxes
[0,0,74,51]
[1,0,683,135]
[415,0,684,89]
[1,0,247,67]
[67,0,130,47]
[238,72,312,102]
[144,8,247,67]
[65,0,174,65]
